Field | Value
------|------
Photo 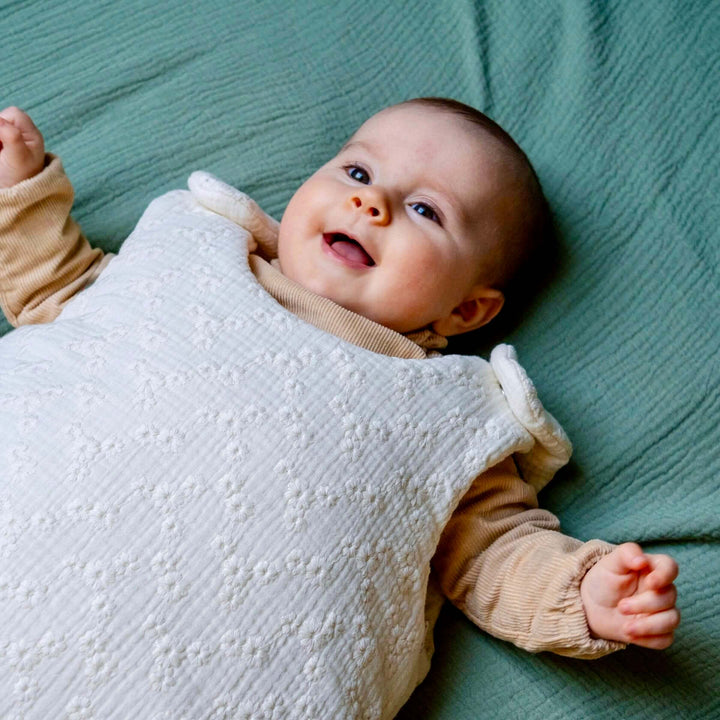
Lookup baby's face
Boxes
[277,104,510,334]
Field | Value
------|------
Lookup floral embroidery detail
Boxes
[66,695,94,720]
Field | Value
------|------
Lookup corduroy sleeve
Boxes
[0,154,112,327]
[432,456,626,659]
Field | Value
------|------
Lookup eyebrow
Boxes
[339,138,371,154]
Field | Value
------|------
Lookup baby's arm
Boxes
[433,458,679,657]
[0,107,110,326]
[433,458,617,657]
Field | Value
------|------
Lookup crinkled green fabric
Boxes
[1,1,717,718]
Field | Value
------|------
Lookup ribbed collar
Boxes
[248,255,448,360]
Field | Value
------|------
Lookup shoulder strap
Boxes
[188,171,280,259]
[490,344,572,491]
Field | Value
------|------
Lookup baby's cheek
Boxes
[386,273,449,328]
[405,252,456,302]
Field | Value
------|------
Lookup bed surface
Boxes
[2,1,718,718]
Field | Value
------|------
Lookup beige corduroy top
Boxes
[0,156,623,659]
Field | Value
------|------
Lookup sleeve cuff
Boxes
[540,539,627,659]
[0,154,68,205]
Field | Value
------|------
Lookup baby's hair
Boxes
[398,96,552,291]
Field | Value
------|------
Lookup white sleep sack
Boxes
[0,174,571,719]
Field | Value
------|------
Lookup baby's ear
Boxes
[431,287,504,336]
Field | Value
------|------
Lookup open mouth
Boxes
[323,232,376,267]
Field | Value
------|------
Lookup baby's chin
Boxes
[275,246,422,333]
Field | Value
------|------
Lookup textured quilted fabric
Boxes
[0,177,570,718]
[1,1,717,718]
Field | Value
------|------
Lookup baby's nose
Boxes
[349,189,390,225]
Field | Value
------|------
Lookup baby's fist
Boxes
[0,107,45,189]
[580,542,680,650]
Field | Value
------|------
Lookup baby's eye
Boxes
[410,202,441,224]
[345,165,371,184]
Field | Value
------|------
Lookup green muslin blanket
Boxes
[1,2,717,718]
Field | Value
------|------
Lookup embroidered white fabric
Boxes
[0,175,571,719]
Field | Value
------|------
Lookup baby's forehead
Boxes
[352,104,482,143]
[346,105,511,176]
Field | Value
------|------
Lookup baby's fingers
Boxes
[0,106,41,136]
[628,633,676,651]
[0,116,24,145]
[626,607,681,640]
[620,585,677,615]
[0,108,45,187]
[645,554,679,590]
[604,542,650,575]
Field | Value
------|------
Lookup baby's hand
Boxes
[0,106,45,189]
[580,542,679,649]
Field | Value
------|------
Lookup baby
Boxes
[0,100,679,718]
